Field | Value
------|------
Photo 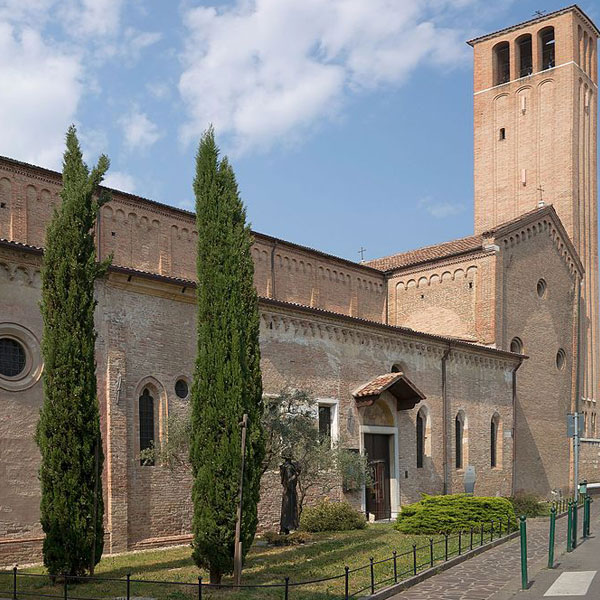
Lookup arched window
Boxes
[517,34,533,77]
[455,411,466,469]
[491,413,500,468]
[391,363,403,373]
[510,337,523,354]
[539,27,555,70]
[416,405,431,469]
[493,41,510,85]
[139,388,155,466]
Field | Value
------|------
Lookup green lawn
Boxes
[1,525,483,599]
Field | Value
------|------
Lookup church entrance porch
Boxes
[364,433,391,520]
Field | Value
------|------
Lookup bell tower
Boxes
[470,6,599,406]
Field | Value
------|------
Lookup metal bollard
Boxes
[567,501,573,552]
[548,506,556,568]
[520,516,528,590]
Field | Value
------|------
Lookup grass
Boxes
[0,524,506,600]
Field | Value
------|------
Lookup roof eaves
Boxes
[466,5,599,47]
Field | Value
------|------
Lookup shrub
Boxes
[300,500,367,532]
[395,494,516,534]
[262,531,313,546]
[509,493,547,518]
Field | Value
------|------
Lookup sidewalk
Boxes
[387,509,588,600]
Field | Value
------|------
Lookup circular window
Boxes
[537,278,547,298]
[510,337,524,354]
[0,338,26,377]
[556,349,566,370]
[175,379,189,399]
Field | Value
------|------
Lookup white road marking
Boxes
[544,571,597,596]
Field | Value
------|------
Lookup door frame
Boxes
[359,425,400,519]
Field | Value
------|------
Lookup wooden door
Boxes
[364,433,391,520]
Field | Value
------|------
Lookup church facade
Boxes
[0,5,598,564]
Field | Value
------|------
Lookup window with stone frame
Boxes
[455,413,464,469]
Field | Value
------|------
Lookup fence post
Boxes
[490,520,494,542]
[12,566,16,600]
[393,551,398,583]
[548,506,556,568]
[520,516,528,590]
[480,523,484,546]
[370,558,375,594]
[412,544,417,575]
[567,501,573,552]
[198,576,202,600]
[345,566,349,600]
[458,531,462,555]
[444,534,448,561]
[126,573,131,600]
[429,539,434,567]
[573,498,578,549]
[63,574,67,600]
[284,576,289,600]
[470,527,474,550]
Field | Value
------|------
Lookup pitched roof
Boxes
[467,5,599,46]
[353,372,426,410]
[365,234,485,272]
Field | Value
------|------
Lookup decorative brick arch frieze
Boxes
[395,264,479,291]
[259,308,519,371]
[498,216,582,278]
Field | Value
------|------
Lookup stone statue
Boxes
[279,457,300,534]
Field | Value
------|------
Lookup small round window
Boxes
[556,349,566,370]
[537,278,547,298]
[0,337,27,377]
[510,337,524,354]
[175,379,189,399]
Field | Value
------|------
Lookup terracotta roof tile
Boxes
[365,235,484,272]
[353,373,404,398]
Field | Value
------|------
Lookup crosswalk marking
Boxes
[544,571,597,596]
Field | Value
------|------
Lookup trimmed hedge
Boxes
[395,494,516,534]
[509,493,547,518]
[300,500,367,532]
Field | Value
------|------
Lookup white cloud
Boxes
[118,108,162,150]
[178,0,475,153]
[119,27,162,64]
[146,81,171,100]
[418,196,465,218]
[60,0,124,38]
[0,23,83,169]
[103,170,136,193]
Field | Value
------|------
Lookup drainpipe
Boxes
[574,275,582,497]
[442,344,451,495]
[511,360,523,496]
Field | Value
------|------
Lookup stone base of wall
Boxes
[0,537,44,568]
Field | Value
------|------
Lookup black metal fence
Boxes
[0,516,520,600]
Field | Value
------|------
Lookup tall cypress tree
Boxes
[36,126,111,577]
[190,127,265,584]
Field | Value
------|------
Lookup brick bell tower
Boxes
[469,6,599,409]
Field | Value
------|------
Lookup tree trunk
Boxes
[209,567,222,585]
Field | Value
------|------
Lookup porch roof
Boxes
[353,372,425,410]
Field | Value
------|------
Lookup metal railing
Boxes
[0,516,519,600]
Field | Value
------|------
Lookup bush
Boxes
[300,500,367,532]
[509,493,547,518]
[395,494,516,534]
[262,531,313,546]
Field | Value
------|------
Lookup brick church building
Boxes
[1,5,599,564]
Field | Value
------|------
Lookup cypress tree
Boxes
[36,126,111,577]
[190,127,265,584]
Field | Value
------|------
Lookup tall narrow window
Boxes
[540,27,555,70]
[493,41,510,85]
[517,34,533,77]
[416,410,425,468]
[455,413,464,469]
[318,405,332,447]
[139,388,155,465]
[491,414,499,468]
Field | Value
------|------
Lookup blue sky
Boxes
[1,0,598,262]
